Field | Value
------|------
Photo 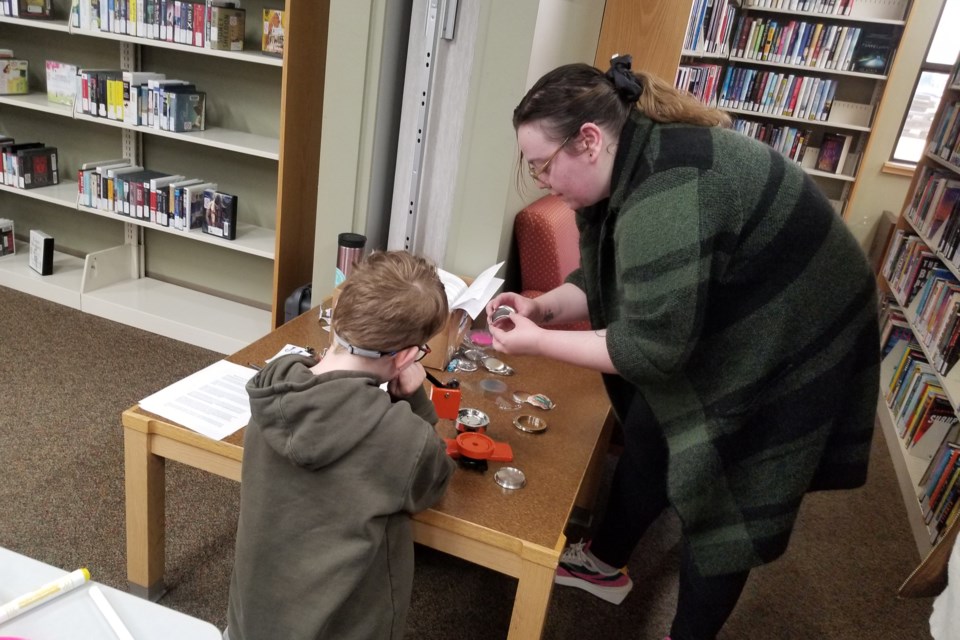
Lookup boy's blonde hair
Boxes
[333,250,449,354]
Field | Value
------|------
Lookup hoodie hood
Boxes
[246,355,392,469]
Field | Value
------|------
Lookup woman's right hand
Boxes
[486,293,542,325]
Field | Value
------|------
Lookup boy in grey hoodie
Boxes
[226,251,457,640]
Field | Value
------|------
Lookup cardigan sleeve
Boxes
[604,172,712,384]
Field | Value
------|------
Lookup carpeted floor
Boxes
[0,285,936,638]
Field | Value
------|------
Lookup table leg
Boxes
[507,557,557,640]
[124,427,167,601]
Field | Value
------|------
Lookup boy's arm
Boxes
[393,385,438,425]
[402,429,456,514]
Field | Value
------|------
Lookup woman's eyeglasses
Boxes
[527,135,571,182]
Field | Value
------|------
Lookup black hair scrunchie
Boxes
[605,54,643,103]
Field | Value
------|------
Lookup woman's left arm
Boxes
[489,314,617,373]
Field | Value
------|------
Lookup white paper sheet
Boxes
[139,360,258,440]
[437,262,505,319]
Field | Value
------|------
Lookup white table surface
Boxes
[0,547,222,640]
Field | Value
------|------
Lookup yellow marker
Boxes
[0,567,91,623]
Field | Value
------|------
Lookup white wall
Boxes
[312,0,605,296]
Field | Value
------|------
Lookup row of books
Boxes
[718,68,837,121]
[683,0,737,55]
[884,338,955,468]
[675,64,723,107]
[0,138,59,190]
[76,159,237,239]
[929,101,960,168]
[77,70,206,132]
[70,0,246,53]
[880,294,912,357]
[918,432,960,545]
[731,117,813,164]
[730,16,881,75]
[743,0,855,14]
[0,0,50,18]
[884,233,960,376]
[905,166,960,245]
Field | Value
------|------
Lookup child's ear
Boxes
[392,345,421,370]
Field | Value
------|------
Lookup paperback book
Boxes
[0,218,13,257]
[45,61,78,107]
[28,229,53,275]
[261,8,285,57]
[202,189,238,239]
[815,132,851,174]
[852,30,895,75]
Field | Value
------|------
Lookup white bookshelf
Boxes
[81,276,271,353]
[0,0,315,354]
[876,395,934,558]
[0,240,84,309]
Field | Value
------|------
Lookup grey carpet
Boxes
[0,284,935,638]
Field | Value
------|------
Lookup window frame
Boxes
[890,0,959,166]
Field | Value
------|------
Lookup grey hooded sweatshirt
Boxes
[226,355,456,640]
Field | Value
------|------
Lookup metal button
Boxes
[494,466,526,490]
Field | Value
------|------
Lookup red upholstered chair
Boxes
[514,195,590,331]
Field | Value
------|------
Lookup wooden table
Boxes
[122,307,612,640]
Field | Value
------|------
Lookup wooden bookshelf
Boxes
[877,50,960,556]
[597,0,911,214]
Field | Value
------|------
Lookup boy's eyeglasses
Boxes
[527,135,571,182]
[335,334,430,362]
[414,344,431,362]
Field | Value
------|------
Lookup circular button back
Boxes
[494,467,526,490]
[513,414,547,433]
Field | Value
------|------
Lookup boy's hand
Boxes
[389,361,426,397]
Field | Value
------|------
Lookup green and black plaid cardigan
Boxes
[567,111,880,576]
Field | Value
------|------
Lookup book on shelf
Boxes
[28,229,53,275]
[202,189,238,240]
[45,61,79,107]
[76,158,128,208]
[209,5,245,51]
[815,132,851,174]
[261,8,286,57]
[0,57,28,95]
[17,146,59,189]
[167,90,206,132]
[851,29,895,75]
[0,218,14,257]
[19,0,51,18]
[148,174,186,224]
[146,79,192,129]
[1,142,43,187]
[102,164,143,210]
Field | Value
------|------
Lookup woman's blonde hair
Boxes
[513,59,730,171]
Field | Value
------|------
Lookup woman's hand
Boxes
[389,361,426,398]
[487,312,544,356]
[486,293,542,324]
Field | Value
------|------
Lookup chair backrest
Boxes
[514,195,580,295]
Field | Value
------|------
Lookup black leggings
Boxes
[589,393,749,640]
